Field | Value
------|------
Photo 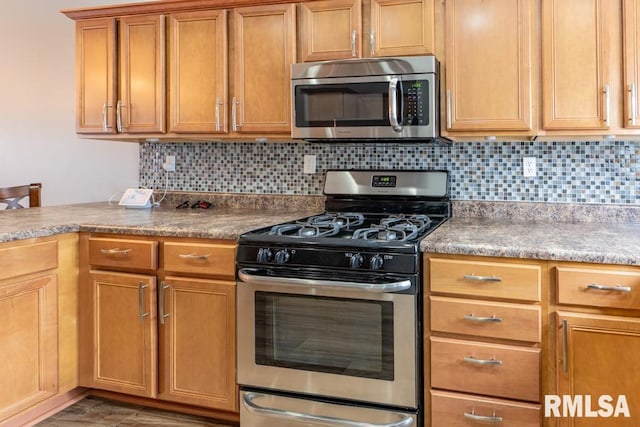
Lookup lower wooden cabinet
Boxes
[88,270,158,398]
[0,274,58,421]
[158,277,236,410]
[79,234,238,413]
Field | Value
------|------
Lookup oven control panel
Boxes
[238,245,418,274]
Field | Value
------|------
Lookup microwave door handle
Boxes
[238,268,411,293]
[388,78,403,132]
[242,392,414,427]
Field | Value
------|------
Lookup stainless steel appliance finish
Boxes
[236,170,451,427]
[291,56,440,141]
[241,391,417,427]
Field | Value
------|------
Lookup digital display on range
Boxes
[372,175,397,187]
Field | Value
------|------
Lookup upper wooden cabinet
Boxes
[232,4,296,134]
[75,15,165,135]
[443,0,535,136]
[168,10,228,134]
[299,0,433,61]
[624,0,640,129]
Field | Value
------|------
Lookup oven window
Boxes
[255,292,394,380]
[294,82,393,127]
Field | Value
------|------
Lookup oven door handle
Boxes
[242,392,415,427]
[238,268,411,293]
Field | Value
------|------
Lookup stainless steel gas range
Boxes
[236,170,450,427]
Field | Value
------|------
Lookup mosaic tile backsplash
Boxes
[139,140,639,205]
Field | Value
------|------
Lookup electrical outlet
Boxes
[523,157,536,177]
[303,155,317,174]
[163,155,176,172]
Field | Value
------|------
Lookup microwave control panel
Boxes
[403,80,429,126]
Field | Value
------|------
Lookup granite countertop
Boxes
[420,217,640,266]
[0,202,321,243]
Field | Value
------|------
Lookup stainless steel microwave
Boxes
[291,55,440,142]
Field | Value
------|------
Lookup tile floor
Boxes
[35,396,238,426]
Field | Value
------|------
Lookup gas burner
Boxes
[307,213,365,228]
[269,222,341,238]
[352,224,419,242]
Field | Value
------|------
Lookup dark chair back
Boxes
[0,183,42,209]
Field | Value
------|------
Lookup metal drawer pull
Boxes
[178,253,210,260]
[239,268,410,293]
[138,282,149,322]
[463,410,503,423]
[586,283,631,293]
[463,274,502,283]
[242,392,414,427]
[463,314,503,323]
[159,282,170,325]
[463,356,502,366]
[100,248,132,256]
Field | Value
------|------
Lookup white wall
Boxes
[0,0,150,206]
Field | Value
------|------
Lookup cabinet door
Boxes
[624,0,640,129]
[369,0,434,57]
[119,15,166,134]
[87,270,157,398]
[557,311,640,425]
[0,275,57,422]
[168,10,228,134]
[158,277,237,411]
[300,0,362,61]
[542,0,609,130]
[232,4,296,134]
[444,0,534,133]
[75,18,117,134]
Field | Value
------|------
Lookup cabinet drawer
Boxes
[430,336,540,402]
[88,238,158,271]
[430,390,541,427]
[162,241,236,278]
[429,258,542,302]
[430,296,541,343]
[556,266,640,310]
[0,240,57,280]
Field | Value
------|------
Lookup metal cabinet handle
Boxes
[369,28,375,56]
[178,253,210,260]
[215,96,223,131]
[102,103,113,131]
[463,410,503,423]
[138,282,149,322]
[603,84,610,127]
[388,78,403,132]
[463,274,502,283]
[586,283,631,293]
[232,97,239,131]
[116,100,126,132]
[242,392,414,427]
[159,281,170,325]
[463,356,503,366]
[630,83,637,126]
[463,314,503,323]
[100,248,132,256]
[446,90,452,129]
[562,318,568,373]
[351,29,357,57]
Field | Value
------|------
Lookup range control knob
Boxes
[349,253,364,269]
[274,249,291,264]
[256,248,273,263]
[369,254,384,270]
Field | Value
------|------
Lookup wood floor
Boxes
[35,396,238,426]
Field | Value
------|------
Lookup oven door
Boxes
[237,267,418,409]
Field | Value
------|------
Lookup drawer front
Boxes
[0,240,57,280]
[88,238,158,271]
[430,337,540,402]
[163,242,236,278]
[430,296,541,343]
[431,390,541,427]
[557,266,640,310]
[429,258,542,302]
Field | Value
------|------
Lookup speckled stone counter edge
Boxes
[453,200,640,223]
